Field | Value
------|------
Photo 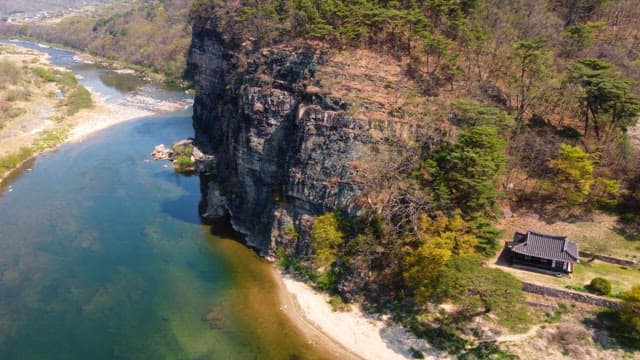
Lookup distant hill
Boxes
[0,0,107,15]
[0,0,193,82]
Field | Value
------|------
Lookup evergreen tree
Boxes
[426,125,506,216]
[567,58,640,140]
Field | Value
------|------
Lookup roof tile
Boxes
[511,231,579,263]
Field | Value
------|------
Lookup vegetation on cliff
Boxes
[190,0,640,215]
[197,0,640,354]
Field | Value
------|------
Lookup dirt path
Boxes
[493,324,542,343]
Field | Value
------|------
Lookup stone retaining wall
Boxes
[522,282,622,309]
[579,251,637,267]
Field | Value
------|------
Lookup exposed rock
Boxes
[187,11,445,258]
[152,140,214,175]
[172,139,194,153]
[192,146,205,161]
[202,307,224,329]
[201,181,227,219]
[151,144,173,160]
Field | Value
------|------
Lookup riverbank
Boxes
[0,42,188,185]
[0,90,185,185]
[67,93,157,143]
[274,270,447,360]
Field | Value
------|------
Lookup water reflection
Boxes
[99,72,146,93]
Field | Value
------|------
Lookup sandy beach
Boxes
[66,93,157,143]
[274,270,447,360]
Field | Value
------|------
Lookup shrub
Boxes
[173,155,194,172]
[589,277,611,296]
[32,66,56,82]
[283,223,299,240]
[64,86,93,115]
[56,72,78,88]
[621,285,640,335]
[328,295,350,312]
[0,59,22,85]
[409,347,424,359]
[0,146,34,176]
[311,212,345,269]
[275,248,315,281]
[33,128,69,151]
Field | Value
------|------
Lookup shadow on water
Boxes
[161,192,203,225]
[100,72,146,93]
[206,216,246,243]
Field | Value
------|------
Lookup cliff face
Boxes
[188,15,442,257]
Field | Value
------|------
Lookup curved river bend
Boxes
[0,42,330,359]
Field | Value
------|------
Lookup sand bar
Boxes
[275,270,447,360]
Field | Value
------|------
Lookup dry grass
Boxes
[316,49,439,124]
[494,258,638,295]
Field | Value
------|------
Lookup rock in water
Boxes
[151,144,173,160]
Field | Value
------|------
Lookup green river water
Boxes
[0,111,328,359]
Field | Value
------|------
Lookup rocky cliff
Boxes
[187,14,447,258]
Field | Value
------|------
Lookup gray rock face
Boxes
[201,181,227,219]
[187,14,439,257]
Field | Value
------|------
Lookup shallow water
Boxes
[0,112,328,359]
[0,39,190,104]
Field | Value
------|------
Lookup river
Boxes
[0,42,329,359]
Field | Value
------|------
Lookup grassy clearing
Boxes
[32,127,69,152]
[572,261,639,295]
[575,232,640,262]
[497,259,639,296]
[0,147,34,177]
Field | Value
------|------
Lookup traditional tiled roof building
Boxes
[509,231,579,273]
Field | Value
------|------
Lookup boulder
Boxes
[151,144,174,160]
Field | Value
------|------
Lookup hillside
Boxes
[188,1,640,358]
[0,0,106,16]
[0,0,193,82]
